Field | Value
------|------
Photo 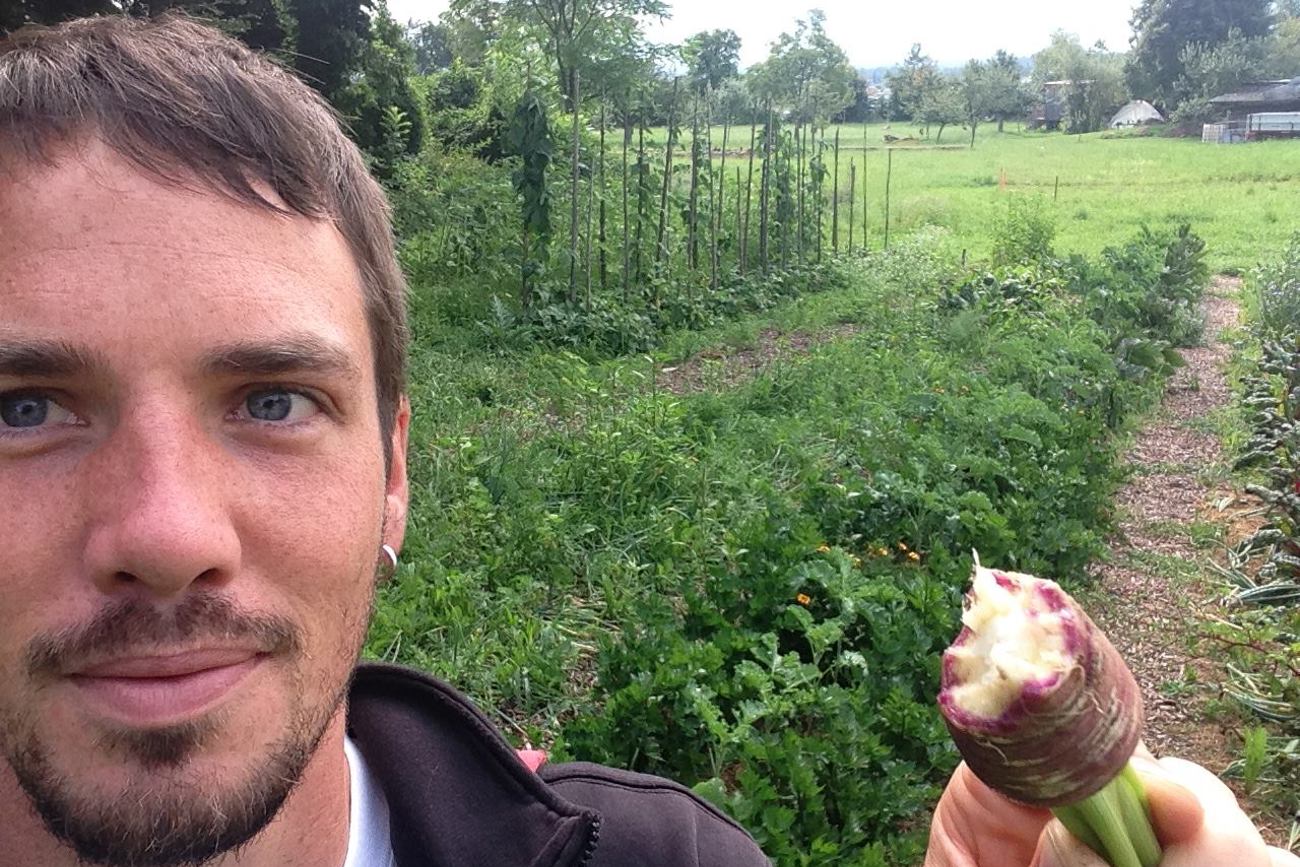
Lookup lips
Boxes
[69,649,265,726]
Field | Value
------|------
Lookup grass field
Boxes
[650,122,1300,271]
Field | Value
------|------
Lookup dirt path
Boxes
[1083,276,1287,842]
[655,324,861,395]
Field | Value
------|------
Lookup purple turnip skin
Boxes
[938,566,1143,808]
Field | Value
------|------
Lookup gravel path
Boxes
[1083,277,1289,842]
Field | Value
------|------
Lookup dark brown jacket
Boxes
[347,663,771,867]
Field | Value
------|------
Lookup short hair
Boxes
[0,14,409,457]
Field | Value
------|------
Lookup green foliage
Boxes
[748,11,858,124]
[388,151,518,292]
[1127,0,1274,107]
[1068,223,1208,356]
[425,234,1203,864]
[283,0,371,100]
[1033,32,1128,133]
[990,196,1057,267]
[508,90,555,307]
[334,2,425,169]
[423,61,508,160]
[1216,241,1300,846]
[916,77,965,142]
[1171,29,1272,124]
[681,28,741,95]
[886,44,941,122]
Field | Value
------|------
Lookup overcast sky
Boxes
[385,0,1138,68]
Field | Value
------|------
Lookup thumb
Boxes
[1032,820,1109,867]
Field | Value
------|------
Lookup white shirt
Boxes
[342,737,397,867]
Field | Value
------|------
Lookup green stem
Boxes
[1051,762,1162,867]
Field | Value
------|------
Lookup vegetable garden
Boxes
[366,181,1255,859]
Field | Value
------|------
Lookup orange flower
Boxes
[907,551,921,562]
[796,593,812,606]
[816,543,831,553]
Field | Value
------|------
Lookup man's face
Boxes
[0,142,408,865]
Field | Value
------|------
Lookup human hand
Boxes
[925,755,1300,866]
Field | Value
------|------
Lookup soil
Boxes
[1082,276,1291,846]
[655,323,861,395]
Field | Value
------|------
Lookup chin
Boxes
[1,671,346,867]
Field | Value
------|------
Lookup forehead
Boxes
[0,140,369,375]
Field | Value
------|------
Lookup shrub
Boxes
[990,196,1056,267]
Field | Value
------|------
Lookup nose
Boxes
[81,400,241,598]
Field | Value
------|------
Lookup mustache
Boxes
[25,593,301,680]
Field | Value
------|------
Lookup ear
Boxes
[383,395,411,554]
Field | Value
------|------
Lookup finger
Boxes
[1128,755,1204,846]
[1267,846,1300,867]
[926,763,1051,866]
[1031,819,1108,867]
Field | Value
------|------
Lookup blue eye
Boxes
[241,389,319,424]
[1,394,49,428]
[0,392,78,430]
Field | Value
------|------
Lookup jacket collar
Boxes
[346,663,599,867]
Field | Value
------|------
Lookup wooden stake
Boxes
[621,97,631,301]
[568,68,581,305]
[884,147,893,251]
[598,99,607,293]
[848,159,856,253]
[654,78,679,275]
[759,105,772,274]
[742,110,757,275]
[832,127,840,253]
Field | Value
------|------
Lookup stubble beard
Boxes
[0,593,361,867]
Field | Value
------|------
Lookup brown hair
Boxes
[0,14,409,459]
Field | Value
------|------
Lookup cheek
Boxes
[233,452,385,638]
[0,467,85,649]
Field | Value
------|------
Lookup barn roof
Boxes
[1210,77,1300,105]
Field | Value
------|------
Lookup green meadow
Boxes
[654,123,1300,271]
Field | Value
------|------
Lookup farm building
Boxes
[1109,100,1164,128]
[1027,80,1069,130]
[1209,77,1300,119]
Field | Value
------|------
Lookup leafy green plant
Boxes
[990,196,1056,267]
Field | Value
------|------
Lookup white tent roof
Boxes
[1110,100,1164,127]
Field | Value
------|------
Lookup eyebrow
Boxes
[0,334,361,382]
[201,335,362,382]
[0,338,109,378]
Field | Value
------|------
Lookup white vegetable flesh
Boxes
[944,566,1072,719]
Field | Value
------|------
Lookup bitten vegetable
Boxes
[938,559,1161,867]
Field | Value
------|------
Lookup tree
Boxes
[1270,15,1300,75]
[282,0,372,101]
[1172,28,1271,122]
[333,1,424,170]
[408,20,453,73]
[985,50,1031,132]
[917,76,964,141]
[451,0,667,110]
[886,43,941,122]
[1127,0,1273,107]
[1033,31,1128,133]
[748,10,856,124]
[960,60,996,146]
[681,28,740,95]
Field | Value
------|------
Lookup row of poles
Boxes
[551,83,898,310]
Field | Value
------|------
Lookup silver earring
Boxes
[381,544,398,569]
